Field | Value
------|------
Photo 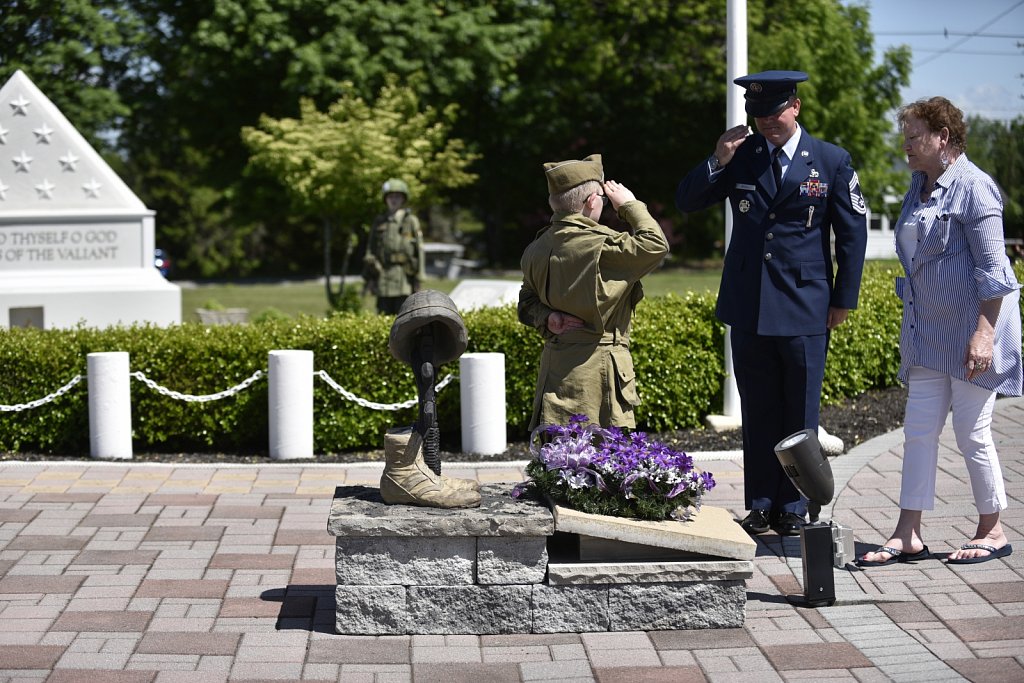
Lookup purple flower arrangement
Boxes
[512,414,716,521]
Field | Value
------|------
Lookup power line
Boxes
[876,31,1024,38]
[909,48,1023,56]
[915,0,1024,67]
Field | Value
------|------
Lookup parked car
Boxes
[154,248,172,277]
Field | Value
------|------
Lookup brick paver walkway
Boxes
[1,398,1022,682]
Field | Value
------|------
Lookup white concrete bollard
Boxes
[460,352,507,455]
[268,350,314,460]
[87,352,133,460]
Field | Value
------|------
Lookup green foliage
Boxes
[0,0,146,150]
[748,0,912,207]
[437,303,543,444]
[242,77,479,231]
[251,307,290,323]
[0,266,918,456]
[631,292,724,430]
[201,299,226,311]
[821,262,904,403]
[112,0,542,278]
[466,0,732,260]
[966,116,1024,240]
[2,0,914,277]
[327,284,365,315]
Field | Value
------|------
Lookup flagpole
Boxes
[708,0,747,430]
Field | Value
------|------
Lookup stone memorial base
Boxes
[327,483,755,635]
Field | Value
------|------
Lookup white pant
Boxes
[900,366,1007,514]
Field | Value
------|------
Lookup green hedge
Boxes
[2,260,983,456]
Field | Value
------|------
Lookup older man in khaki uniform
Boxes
[519,154,669,431]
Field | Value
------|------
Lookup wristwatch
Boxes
[708,155,722,172]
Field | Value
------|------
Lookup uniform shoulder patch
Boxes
[849,171,867,215]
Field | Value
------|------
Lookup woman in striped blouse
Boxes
[858,97,1021,567]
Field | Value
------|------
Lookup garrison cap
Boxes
[543,154,604,194]
[734,70,808,117]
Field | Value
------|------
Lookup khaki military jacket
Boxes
[518,201,668,431]
[363,208,426,297]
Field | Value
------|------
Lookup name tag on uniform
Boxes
[735,183,756,191]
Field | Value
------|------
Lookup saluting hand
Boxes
[714,124,753,167]
[603,180,635,212]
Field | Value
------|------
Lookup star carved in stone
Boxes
[59,151,80,171]
[35,179,56,200]
[0,124,8,145]
[0,179,9,200]
[9,94,31,116]
[33,123,55,144]
[83,178,102,198]
[12,151,33,172]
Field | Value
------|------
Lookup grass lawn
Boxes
[178,267,722,322]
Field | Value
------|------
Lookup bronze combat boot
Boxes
[380,428,481,508]
[383,427,479,492]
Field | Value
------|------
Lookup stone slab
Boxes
[531,585,609,633]
[407,585,533,634]
[477,537,548,585]
[550,503,755,561]
[547,559,753,585]
[608,582,746,630]
[328,483,553,538]
[336,537,476,585]
[335,585,408,635]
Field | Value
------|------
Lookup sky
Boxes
[861,0,1024,121]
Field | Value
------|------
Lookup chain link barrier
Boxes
[0,375,83,412]
[315,370,455,411]
[2,368,456,413]
[129,370,265,403]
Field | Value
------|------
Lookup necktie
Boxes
[772,148,785,193]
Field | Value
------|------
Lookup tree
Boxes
[113,0,544,278]
[460,0,732,261]
[241,79,478,308]
[0,0,146,149]
[749,0,911,208]
[458,0,911,264]
[2,0,911,276]
[968,115,1024,239]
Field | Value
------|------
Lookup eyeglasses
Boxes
[593,193,609,205]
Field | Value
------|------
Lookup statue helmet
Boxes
[382,178,410,199]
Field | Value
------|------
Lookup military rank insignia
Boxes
[849,171,867,215]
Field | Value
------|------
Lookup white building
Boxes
[864,195,899,261]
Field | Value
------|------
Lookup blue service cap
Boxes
[734,70,809,117]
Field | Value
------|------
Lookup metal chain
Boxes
[0,374,83,412]
[315,370,455,411]
[130,370,265,403]
[2,368,456,412]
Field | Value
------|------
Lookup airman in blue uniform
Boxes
[676,71,868,536]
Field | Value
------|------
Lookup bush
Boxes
[821,262,904,403]
[0,261,927,456]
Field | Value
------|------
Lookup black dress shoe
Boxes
[740,509,771,535]
[772,512,806,536]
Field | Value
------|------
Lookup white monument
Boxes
[448,279,520,312]
[0,70,180,329]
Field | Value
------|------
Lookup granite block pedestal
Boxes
[328,483,755,635]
